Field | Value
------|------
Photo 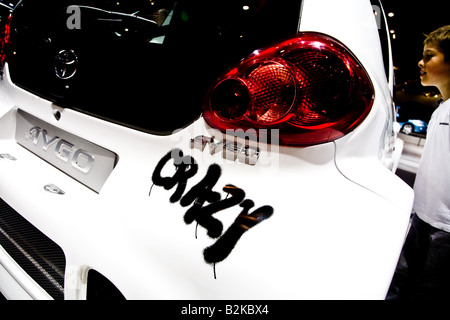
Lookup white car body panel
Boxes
[0,0,414,299]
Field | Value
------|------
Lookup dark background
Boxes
[379,0,448,188]
[380,0,448,84]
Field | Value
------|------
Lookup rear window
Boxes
[0,0,20,9]
[8,0,302,134]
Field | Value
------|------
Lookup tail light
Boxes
[0,13,12,65]
[203,32,374,146]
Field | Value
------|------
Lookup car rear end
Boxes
[0,0,413,299]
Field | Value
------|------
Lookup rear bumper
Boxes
[0,246,52,300]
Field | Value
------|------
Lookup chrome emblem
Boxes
[0,154,17,161]
[44,184,65,195]
[54,49,78,79]
[26,126,95,174]
[16,110,117,193]
[190,135,260,165]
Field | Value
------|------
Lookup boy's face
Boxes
[418,44,450,88]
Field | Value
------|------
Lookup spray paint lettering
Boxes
[151,149,273,277]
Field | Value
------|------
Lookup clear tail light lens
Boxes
[0,14,12,65]
[203,32,374,146]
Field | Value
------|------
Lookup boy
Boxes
[388,25,450,300]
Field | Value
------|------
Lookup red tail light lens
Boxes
[0,14,12,65]
[203,33,374,146]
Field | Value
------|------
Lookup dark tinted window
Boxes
[0,0,20,9]
[8,0,302,134]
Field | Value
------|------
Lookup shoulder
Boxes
[432,99,450,119]
[440,98,450,107]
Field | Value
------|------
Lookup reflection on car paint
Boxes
[151,149,273,278]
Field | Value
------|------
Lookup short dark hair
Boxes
[424,25,450,61]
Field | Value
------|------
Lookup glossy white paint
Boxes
[0,0,414,299]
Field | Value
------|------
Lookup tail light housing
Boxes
[203,32,374,146]
[0,13,12,65]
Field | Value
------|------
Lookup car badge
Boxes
[54,49,78,80]
[44,184,65,195]
[0,153,17,161]
[190,135,260,165]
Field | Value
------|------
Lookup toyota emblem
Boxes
[54,49,78,79]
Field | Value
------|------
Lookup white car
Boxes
[0,0,413,300]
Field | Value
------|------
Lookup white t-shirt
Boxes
[413,98,450,232]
